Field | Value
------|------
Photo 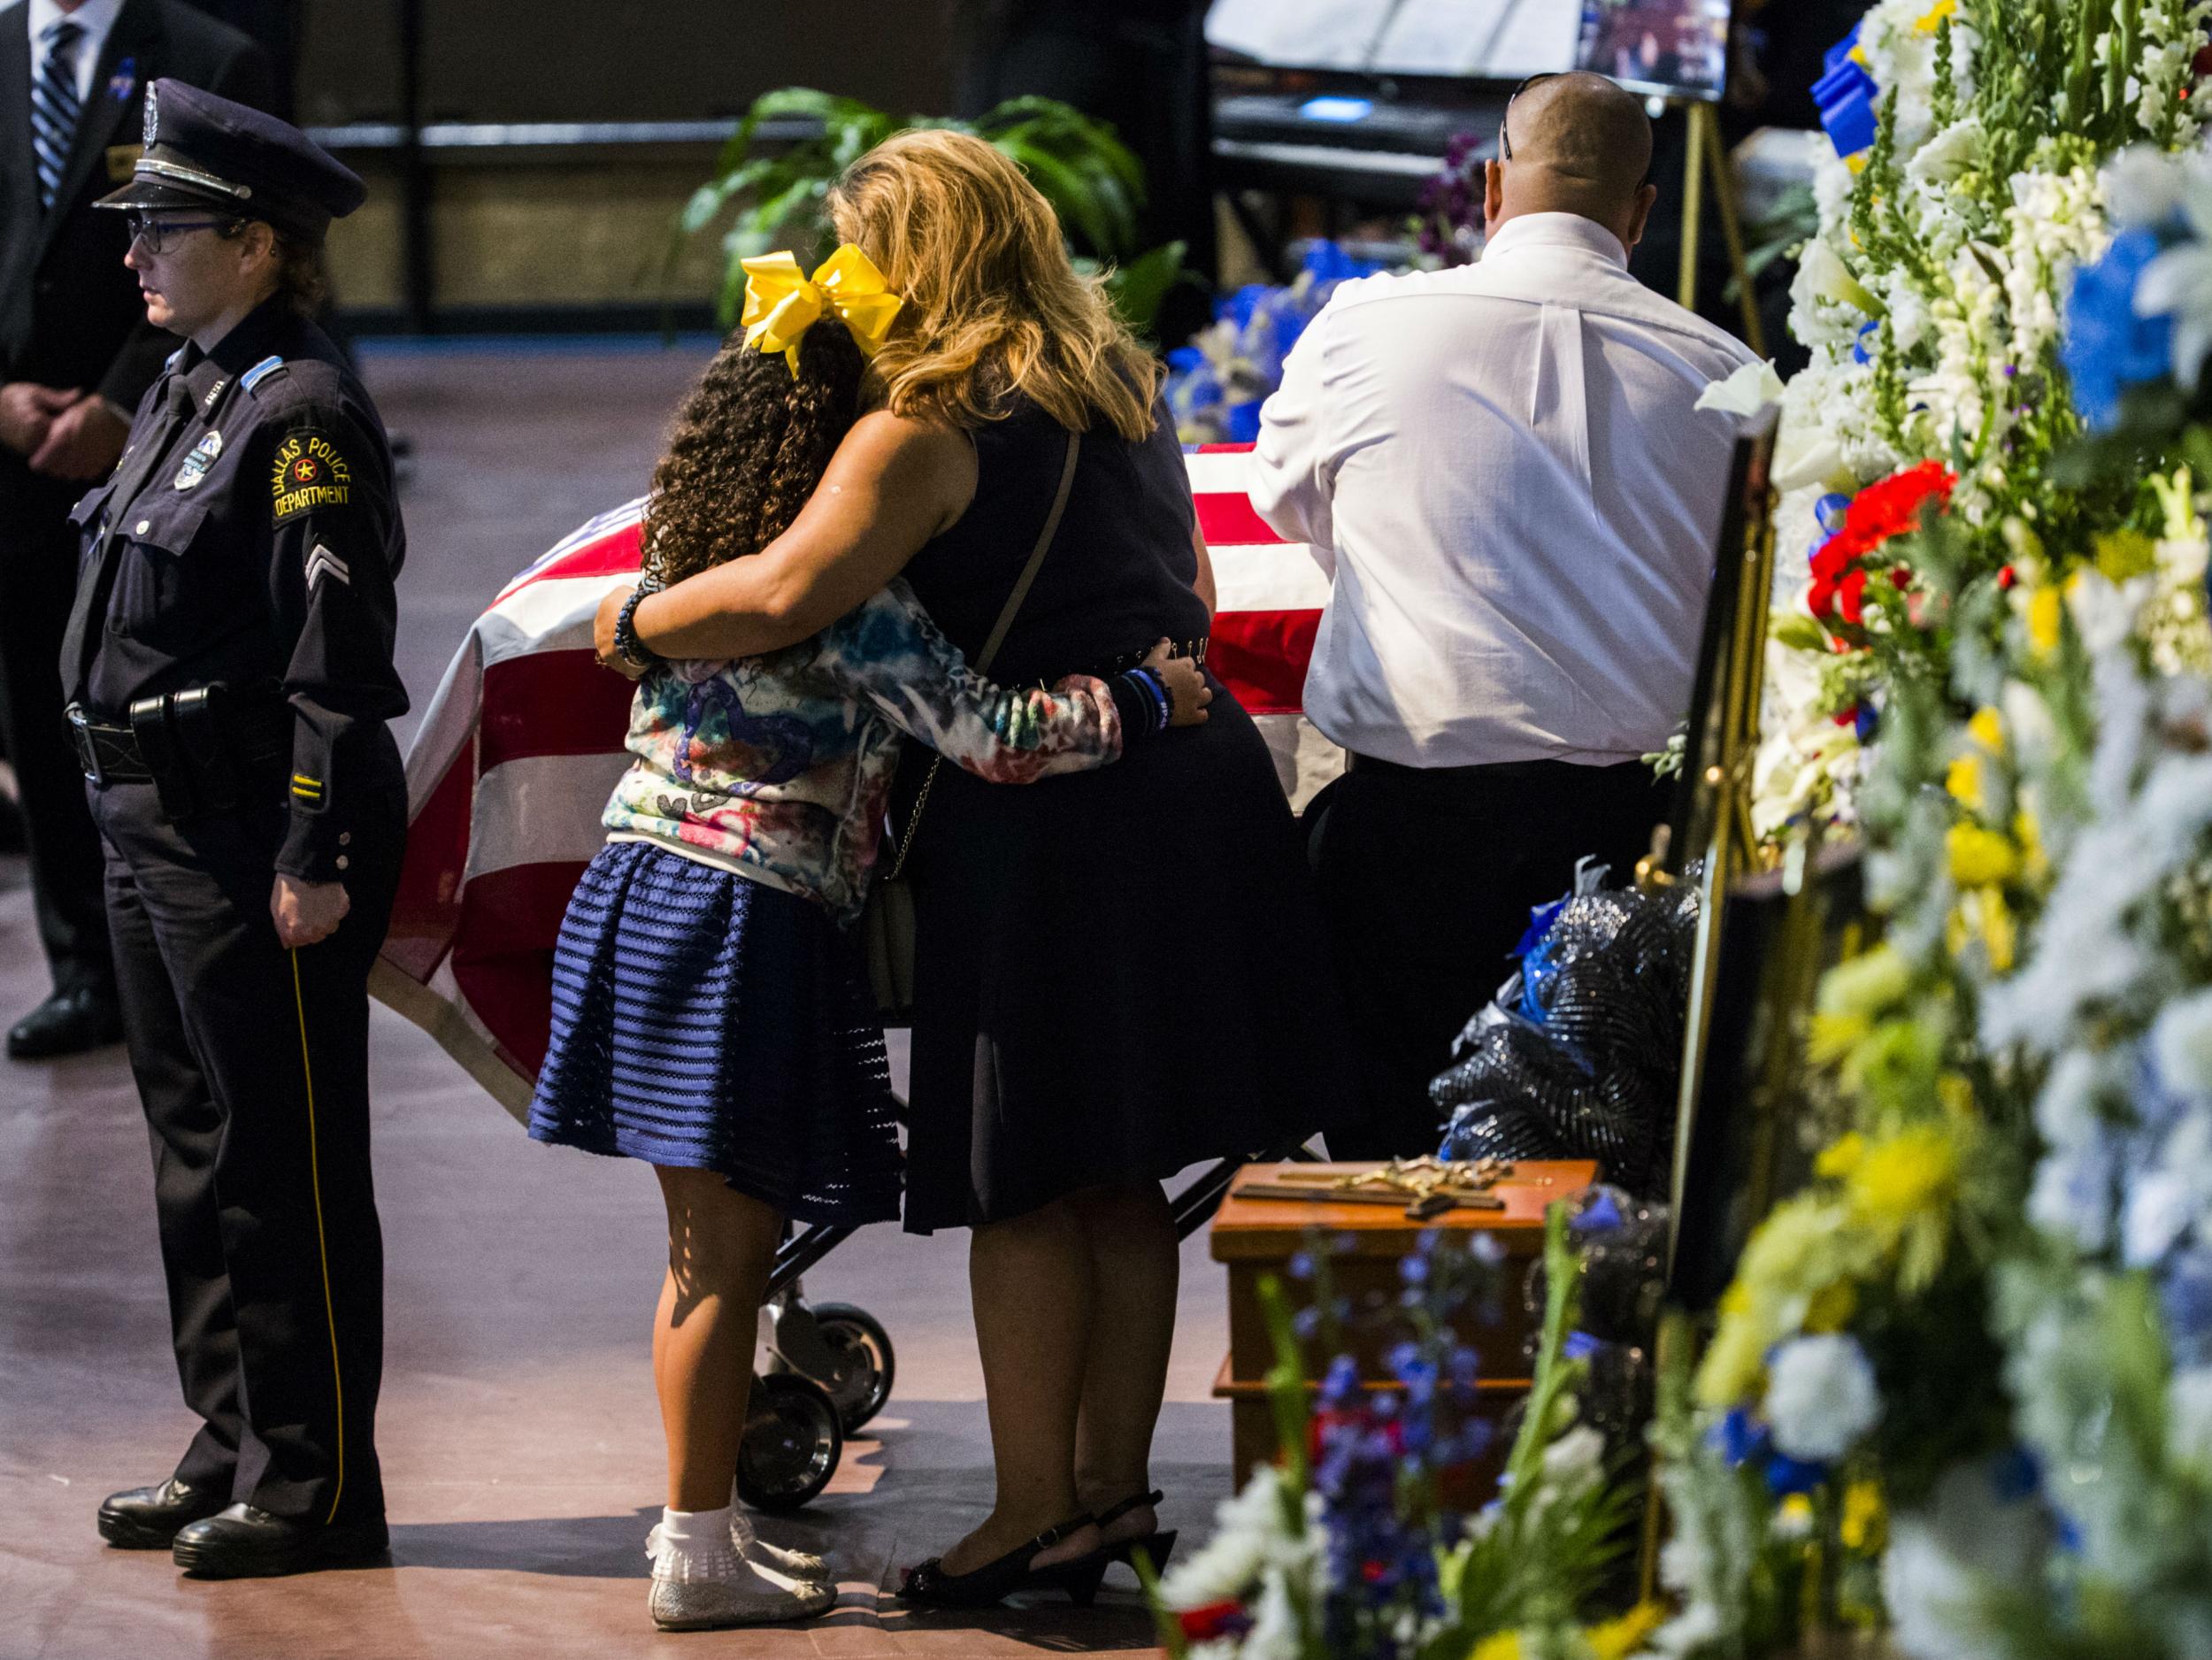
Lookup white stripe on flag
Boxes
[1211,542,1331,612]
[478,573,640,669]
[464,752,633,882]
[1183,449,1262,496]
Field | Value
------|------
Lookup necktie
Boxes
[32,17,86,211]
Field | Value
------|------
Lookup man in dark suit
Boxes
[0,0,270,1057]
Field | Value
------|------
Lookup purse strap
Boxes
[886,427,1081,881]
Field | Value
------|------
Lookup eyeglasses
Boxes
[124,212,241,254]
[1498,72,1560,163]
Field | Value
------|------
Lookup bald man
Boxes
[1251,72,1758,1158]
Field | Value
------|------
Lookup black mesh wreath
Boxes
[1430,869,1701,1199]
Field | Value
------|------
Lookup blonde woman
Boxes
[597,130,1348,1607]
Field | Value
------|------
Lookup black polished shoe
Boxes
[7,988,124,1059]
[898,1514,1108,1610]
[97,1479,229,1549]
[1097,1487,1179,1576]
[171,1503,389,1579]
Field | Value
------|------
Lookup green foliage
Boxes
[665,88,1191,339]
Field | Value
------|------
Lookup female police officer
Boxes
[64,81,407,1579]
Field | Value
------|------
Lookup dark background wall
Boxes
[291,0,958,127]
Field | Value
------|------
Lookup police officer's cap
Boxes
[95,80,365,244]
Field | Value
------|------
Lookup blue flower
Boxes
[1851,319,1880,365]
[1513,897,1568,960]
[1764,1453,1829,1496]
[1165,345,1205,373]
[1294,1305,1322,1341]
[2062,227,2177,431]
[2162,1247,2212,1367]
[1709,1407,1770,1468]
[1989,1445,2043,1503]
[1301,239,1382,287]
[1815,491,1854,537]
[1812,27,1878,160]
[1855,701,1880,744]
[1225,400,1264,444]
[1563,1330,1602,1362]
[1321,1354,1361,1406]
[1289,1250,1316,1280]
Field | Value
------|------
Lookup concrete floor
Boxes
[0,342,1235,1660]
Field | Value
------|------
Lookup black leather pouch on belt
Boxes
[127,684,282,822]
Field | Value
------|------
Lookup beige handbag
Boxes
[862,429,1081,1024]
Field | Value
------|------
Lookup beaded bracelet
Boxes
[1119,666,1171,733]
[614,574,665,671]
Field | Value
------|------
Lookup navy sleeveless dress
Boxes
[896,394,1351,1232]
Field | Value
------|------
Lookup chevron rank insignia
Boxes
[304,542,351,590]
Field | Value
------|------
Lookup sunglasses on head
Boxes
[1495,72,1655,189]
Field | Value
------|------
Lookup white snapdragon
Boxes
[1763,1334,1883,1461]
[2151,986,2212,1097]
[2170,1367,2212,1479]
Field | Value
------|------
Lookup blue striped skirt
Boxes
[526,839,902,1225]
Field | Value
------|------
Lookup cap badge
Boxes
[142,83,157,147]
[173,430,221,492]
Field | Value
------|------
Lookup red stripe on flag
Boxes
[495,521,645,601]
[382,745,476,982]
[480,649,640,772]
[1194,442,1258,455]
[1194,493,1287,548]
[450,857,592,1081]
[1210,608,1320,717]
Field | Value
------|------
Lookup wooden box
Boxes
[1208,1160,1599,1485]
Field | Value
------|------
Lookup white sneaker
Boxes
[646,1522,835,1631]
[731,1508,829,1579]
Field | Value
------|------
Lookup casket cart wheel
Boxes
[737,1372,842,1513]
[809,1301,895,1433]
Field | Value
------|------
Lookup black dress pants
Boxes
[90,777,403,1525]
[0,456,113,998]
[1312,755,1667,1159]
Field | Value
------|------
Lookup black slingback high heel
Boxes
[897,1513,1110,1609]
[1097,1488,1179,1576]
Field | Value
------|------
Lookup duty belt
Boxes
[66,692,289,787]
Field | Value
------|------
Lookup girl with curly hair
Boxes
[531,253,1207,1632]
[597,131,1351,1610]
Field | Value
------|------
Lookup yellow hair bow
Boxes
[739,243,904,378]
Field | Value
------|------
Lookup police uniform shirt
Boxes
[62,293,408,885]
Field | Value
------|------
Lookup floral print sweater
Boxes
[603,577,1125,924]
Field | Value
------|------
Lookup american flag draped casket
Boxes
[368,444,1342,1112]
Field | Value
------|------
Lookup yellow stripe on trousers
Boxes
[290,948,346,1525]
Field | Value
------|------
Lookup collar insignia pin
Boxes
[110,58,135,103]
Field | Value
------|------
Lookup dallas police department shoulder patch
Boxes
[173,429,221,491]
[271,428,354,525]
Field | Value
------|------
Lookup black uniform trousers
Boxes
[1313,755,1668,1160]
[89,766,404,1526]
[0,453,114,997]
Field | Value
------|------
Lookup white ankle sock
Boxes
[655,1506,742,1579]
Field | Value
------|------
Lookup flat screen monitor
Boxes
[1207,0,1732,104]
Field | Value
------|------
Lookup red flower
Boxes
[1889,563,1912,588]
[1180,1602,1253,1641]
[1839,567,1870,626]
[1997,565,2017,590]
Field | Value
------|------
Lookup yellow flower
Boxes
[1840,1480,1888,1552]
[1696,1309,1768,1409]
[1586,1602,1668,1660]
[2027,585,2063,656]
[1947,823,2019,888]
[2093,528,2157,583]
[1914,0,1957,29]
[1848,1125,1958,1228]
[1817,944,1911,1018]
[1946,752,1985,812]
[1978,888,2016,972]
[1775,1493,1817,1540]
[1471,1632,1524,1660]
[1804,1278,1859,1333]
[1967,706,2004,752]
[1816,1133,1867,1180]
[2015,805,2048,883]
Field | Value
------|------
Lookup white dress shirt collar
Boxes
[1479,211,1632,270]
[26,0,126,103]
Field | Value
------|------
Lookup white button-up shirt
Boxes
[1250,211,1759,769]
[24,0,124,103]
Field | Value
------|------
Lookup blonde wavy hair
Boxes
[826,127,1163,442]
